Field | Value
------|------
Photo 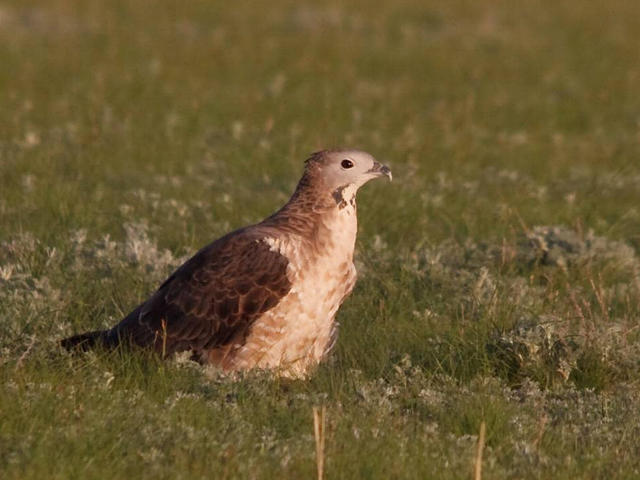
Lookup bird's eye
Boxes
[341,159,354,169]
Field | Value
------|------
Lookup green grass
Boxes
[2,0,640,478]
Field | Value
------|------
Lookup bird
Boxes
[61,149,392,377]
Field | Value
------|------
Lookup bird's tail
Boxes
[60,330,113,351]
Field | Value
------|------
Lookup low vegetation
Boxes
[1,0,640,478]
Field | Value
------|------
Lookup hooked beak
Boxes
[369,161,393,181]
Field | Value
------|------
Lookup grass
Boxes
[2,0,640,478]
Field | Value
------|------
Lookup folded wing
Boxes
[112,229,292,355]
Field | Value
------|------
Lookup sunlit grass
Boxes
[1,0,640,478]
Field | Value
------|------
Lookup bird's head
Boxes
[304,150,392,199]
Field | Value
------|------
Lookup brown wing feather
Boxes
[109,228,291,355]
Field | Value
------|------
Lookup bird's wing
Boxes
[114,229,292,354]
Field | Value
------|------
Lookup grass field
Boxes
[2,0,640,478]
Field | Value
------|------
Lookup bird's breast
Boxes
[225,205,359,376]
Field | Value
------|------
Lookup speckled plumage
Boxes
[61,149,391,377]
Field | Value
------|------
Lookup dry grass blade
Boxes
[161,318,168,359]
[589,275,610,323]
[533,414,549,452]
[313,405,326,480]
[14,335,36,371]
[473,421,486,480]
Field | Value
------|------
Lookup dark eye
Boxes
[341,159,354,169]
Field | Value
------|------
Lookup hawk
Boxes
[62,150,392,377]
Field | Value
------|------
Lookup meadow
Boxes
[1,0,640,478]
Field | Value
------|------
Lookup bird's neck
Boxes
[265,173,358,239]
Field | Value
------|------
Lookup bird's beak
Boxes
[369,161,393,181]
